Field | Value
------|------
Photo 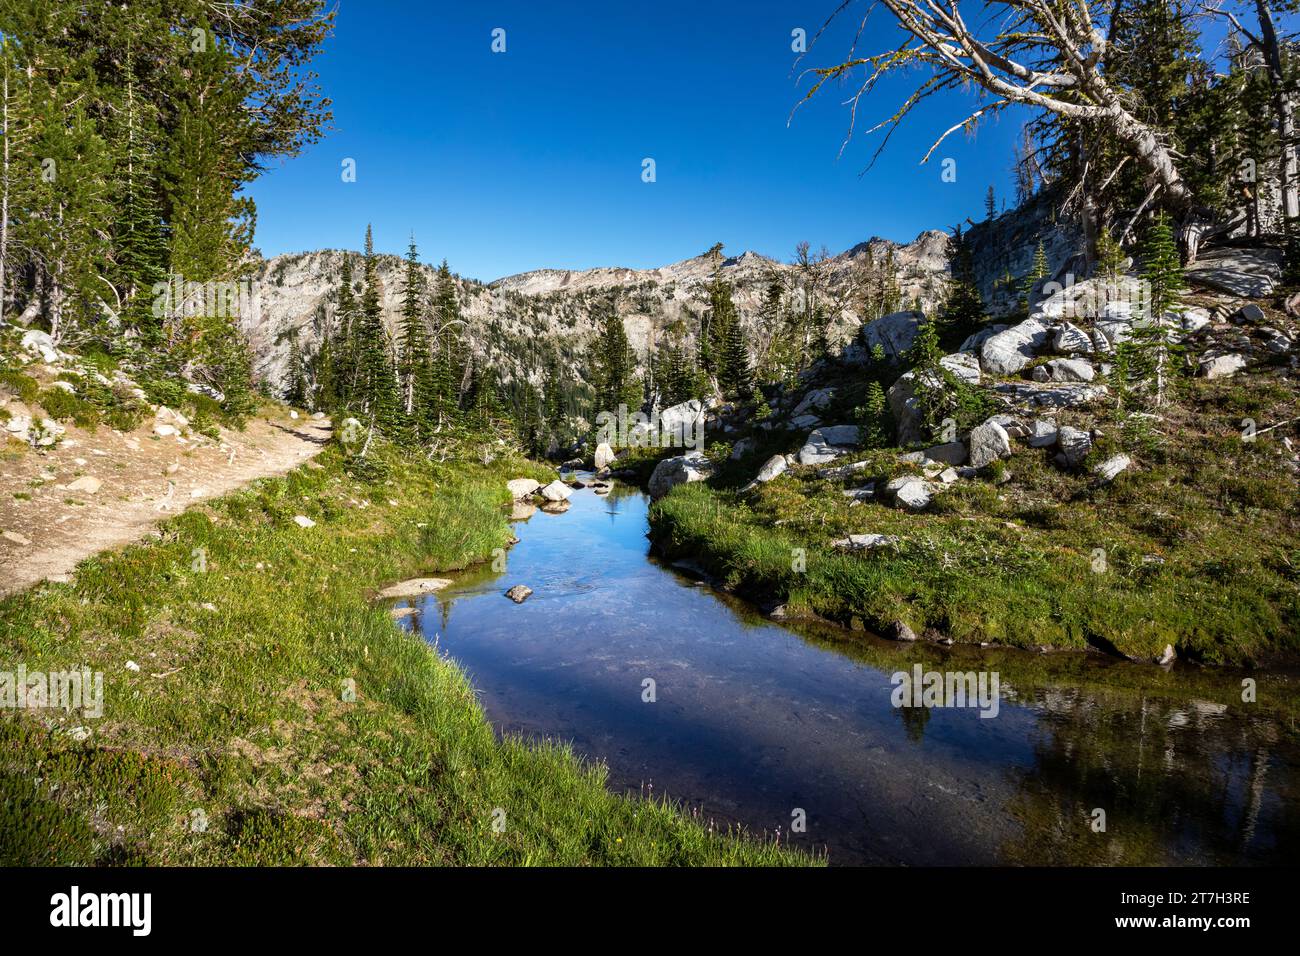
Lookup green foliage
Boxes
[0,0,334,417]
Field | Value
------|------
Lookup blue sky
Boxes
[247,0,1028,281]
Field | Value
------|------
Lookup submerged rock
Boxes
[504,585,533,604]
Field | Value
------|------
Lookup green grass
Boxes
[0,442,812,866]
[650,373,1300,670]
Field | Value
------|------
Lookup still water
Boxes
[393,481,1299,865]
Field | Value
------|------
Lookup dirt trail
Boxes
[0,413,330,598]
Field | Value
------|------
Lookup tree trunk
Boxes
[1255,0,1299,225]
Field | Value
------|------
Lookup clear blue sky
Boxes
[247,0,1026,282]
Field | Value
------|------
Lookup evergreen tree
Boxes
[430,260,467,428]
[591,311,637,413]
[1129,212,1185,407]
[397,236,435,442]
[937,226,985,345]
[356,225,399,431]
[1021,240,1049,313]
[284,326,308,406]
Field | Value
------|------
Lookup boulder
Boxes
[539,479,573,502]
[19,329,60,364]
[647,453,714,499]
[968,419,1012,469]
[593,442,616,471]
[891,480,933,512]
[1027,419,1059,448]
[1199,353,1248,379]
[504,585,533,604]
[658,399,706,446]
[729,437,754,460]
[1056,426,1092,468]
[1052,322,1094,354]
[1031,358,1095,383]
[998,381,1109,409]
[958,324,1008,353]
[979,318,1052,375]
[31,418,64,447]
[1092,453,1132,484]
[1231,303,1266,324]
[1181,307,1212,333]
[1184,247,1282,297]
[754,454,787,483]
[832,533,898,551]
[886,370,943,446]
[859,311,923,360]
[797,425,860,466]
[938,351,982,385]
[507,478,541,499]
[922,441,967,466]
[792,387,835,418]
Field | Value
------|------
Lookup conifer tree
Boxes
[356,225,399,431]
[430,260,466,428]
[591,311,638,413]
[1130,212,1185,407]
[397,236,435,442]
[938,226,985,345]
[1021,240,1049,313]
[284,326,308,406]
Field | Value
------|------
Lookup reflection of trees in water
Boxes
[895,701,931,743]
[1001,689,1299,865]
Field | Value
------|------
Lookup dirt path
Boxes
[0,412,331,598]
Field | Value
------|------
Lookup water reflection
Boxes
[389,481,1300,865]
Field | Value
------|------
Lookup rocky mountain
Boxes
[243,232,947,398]
[241,194,1081,401]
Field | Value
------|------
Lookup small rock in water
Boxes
[504,585,533,604]
[1157,644,1176,666]
[539,479,572,502]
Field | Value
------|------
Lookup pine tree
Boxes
[984,185,996,221]
[430,260,466,428]
[1021,240,1049,313]
[938,226,985,345]
[1094,227,1126,281]
[1130,212,1185,407]
[356,225,399,431]
[591,311,637,413]
[284,327,308,406]
[397,236,434,442]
